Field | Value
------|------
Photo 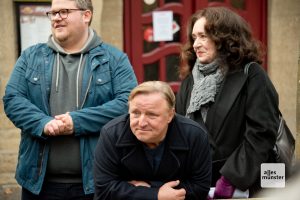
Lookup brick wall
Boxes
[100,0,123,50]
[297,43,300,160]
[268,0,300,160]
[0,0,20,199]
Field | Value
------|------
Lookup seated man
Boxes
[93,81,211,200]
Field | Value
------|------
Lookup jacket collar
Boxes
[115,115,137,147]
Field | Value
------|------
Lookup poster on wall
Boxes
[19,4,51,51]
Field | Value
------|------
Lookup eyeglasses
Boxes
[46,9,85,20]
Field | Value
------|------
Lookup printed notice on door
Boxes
[153,11,173,42]
[19,5,51,51]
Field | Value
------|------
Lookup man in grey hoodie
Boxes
[3,0,137,199]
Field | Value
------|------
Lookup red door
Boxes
[124,0,267,91]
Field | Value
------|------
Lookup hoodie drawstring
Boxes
[76,54,83,110]
[55,52,60,92]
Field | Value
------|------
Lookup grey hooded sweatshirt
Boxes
[46,28,102,183]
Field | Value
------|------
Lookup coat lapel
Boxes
[155,117,189,179]
[121,145,154,178]
[115,119,153,178]
[154,147,181,179]
[206,70,247,138]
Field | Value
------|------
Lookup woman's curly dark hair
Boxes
[181,7,264,72]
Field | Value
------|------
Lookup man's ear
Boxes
[168,108,175,123]
[83,10,92,24]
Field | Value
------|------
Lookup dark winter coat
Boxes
[176,63,279,191]
[93,114,212,200]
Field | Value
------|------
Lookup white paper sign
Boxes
[153,11,173,42]
[20,5,51,51]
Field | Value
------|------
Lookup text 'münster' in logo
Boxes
[261,163,285,188]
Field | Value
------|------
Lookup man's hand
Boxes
[158,180,186,200]
[44,112,74,136]
[44,119,65,136]
[128,180,151,187]
[55,112,74,134]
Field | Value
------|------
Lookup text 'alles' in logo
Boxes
[261,163,285,188]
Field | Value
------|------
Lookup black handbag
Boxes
[273,114,295,175]
[244,62,296,175]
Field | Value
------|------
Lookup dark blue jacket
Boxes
[93,114,212,200]
[3,42,137,194]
